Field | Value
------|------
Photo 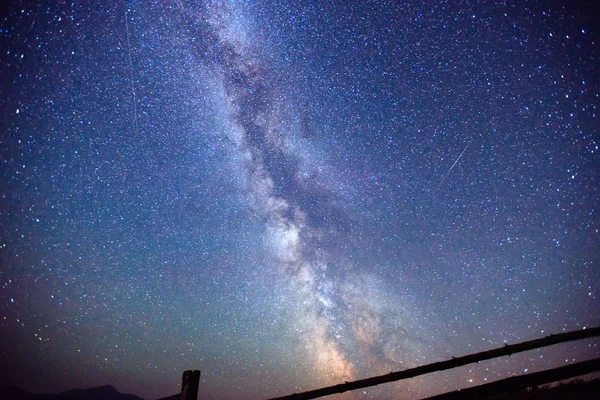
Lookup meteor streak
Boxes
[436,140,472,191]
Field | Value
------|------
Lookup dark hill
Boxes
[493,378,600,400]
[0,385,144,400]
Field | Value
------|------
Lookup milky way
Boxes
[1,1,599,399]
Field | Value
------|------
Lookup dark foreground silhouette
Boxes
[1,379,599,400]
[494,378,600,400]
[0,384,144,400]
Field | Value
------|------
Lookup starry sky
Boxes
[1,1,599,399]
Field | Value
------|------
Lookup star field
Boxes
[1,1,599,399]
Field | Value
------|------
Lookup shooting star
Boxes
[435,140,472,191]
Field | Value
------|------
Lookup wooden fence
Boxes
[167,326,600,400]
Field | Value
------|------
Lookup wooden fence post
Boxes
[180,370,201,400]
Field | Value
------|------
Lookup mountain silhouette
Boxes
[0,384,145,400]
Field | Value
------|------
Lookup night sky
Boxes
[1,1,599,399]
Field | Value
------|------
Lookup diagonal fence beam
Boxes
[421,357,600,400]
[266,326,600,400]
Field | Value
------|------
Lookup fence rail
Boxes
[266,326,600,400]
[421,357,600,400]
